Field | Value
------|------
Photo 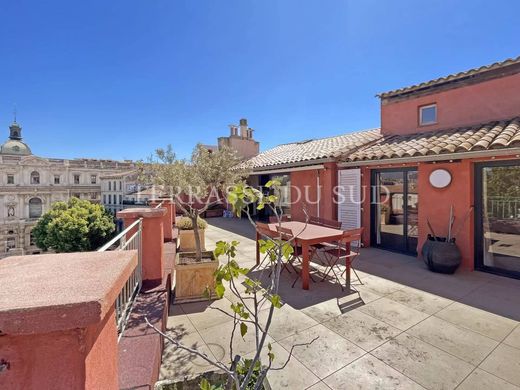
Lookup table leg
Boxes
[345,243,351,290]
[301,242,310,290]
[256,230,260,266]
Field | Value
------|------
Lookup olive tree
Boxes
[142,144,249,261]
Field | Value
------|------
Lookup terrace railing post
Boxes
[0,251,137,390]
[117,207,167,285]
[149,198,176,242]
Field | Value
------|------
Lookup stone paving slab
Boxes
[372,333,474,389]
[324,354,426,390]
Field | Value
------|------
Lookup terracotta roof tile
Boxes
[346,117,520,162]
[378,56,520,98]
[244,129,381,170]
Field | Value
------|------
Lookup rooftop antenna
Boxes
[13,105,17,123]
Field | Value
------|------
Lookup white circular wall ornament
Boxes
[429,169,452,188]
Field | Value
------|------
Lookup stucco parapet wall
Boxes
[117,207,166,219]
[0,250,137,335]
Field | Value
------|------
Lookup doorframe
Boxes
[370,167,418,255]
[474,159,520,279]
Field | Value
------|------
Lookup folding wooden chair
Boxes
[309,217,341,262]
[320,227,364,290]
[309,216,322,225]
[318,217,342,229]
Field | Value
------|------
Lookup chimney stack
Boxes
[228,124,238,136]
[239,118,248,138]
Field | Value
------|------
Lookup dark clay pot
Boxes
[422,235,461,274]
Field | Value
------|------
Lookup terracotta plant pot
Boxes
[179,229,206,252]
[175,251,218,303]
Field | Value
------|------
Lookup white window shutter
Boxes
[337,169,361,230]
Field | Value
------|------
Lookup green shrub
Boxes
[177,216,208,230]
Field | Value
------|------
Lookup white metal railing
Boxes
[487,197,520,219]
[98,218,143,339]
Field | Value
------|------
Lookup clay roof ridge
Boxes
[378,56,520,98]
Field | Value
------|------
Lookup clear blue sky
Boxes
[1,0,519,160]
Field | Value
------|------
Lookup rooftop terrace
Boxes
[161,218,520,389]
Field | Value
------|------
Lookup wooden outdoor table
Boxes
[255,221,346,290]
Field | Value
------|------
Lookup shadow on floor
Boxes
[207,217,257,241]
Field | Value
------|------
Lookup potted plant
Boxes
[148,180,316,389]
[177,216,208,252]
[422,207,472,274]
[140,144,249,302]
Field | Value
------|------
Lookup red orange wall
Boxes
[0,307,118,390]
[417,161,474,269]
[357,156,519,270]
[381,73,520,135]
[290,163,338,222]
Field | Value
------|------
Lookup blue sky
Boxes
[1,0,519,160]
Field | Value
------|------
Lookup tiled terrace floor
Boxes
[161,218,520,389]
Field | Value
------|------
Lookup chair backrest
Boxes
[319,217,342,229]
[309,216,322,225]
[256,222,276,239]
[275,225,294,241]
[342,227,364,246]
[269,215,290,223]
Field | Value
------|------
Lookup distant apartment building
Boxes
[100,170,141,215]
[0,120,135,257]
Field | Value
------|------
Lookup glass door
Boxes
[371,168,418,254]
[475,161,520,278]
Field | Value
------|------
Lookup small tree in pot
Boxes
[176,215,209,252]
[142,144,249,301]
[143,144,248,261]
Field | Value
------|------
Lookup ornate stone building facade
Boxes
[0,121,134,257]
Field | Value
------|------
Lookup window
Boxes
[419,104,437,126]
[109,181,112,191]
[6,237,16,252]
[108,194,112,204]
[119,195,122,204]
[73,193,81,198]
[29,198,43,218]
[7,174,14,184]
[54,175,60,184]
[113,181,116,191]
[74,174,80,184]
[91,175,97,184]
[31,171,40,184]
[119,181,122,190]
[90,193,97,200]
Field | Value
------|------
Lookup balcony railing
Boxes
[98,218,143,339]
[487,197,520,219]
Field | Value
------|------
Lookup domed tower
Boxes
[0,121,32,156]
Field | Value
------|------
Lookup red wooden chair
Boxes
[320,227,364,290]
[275,225,317,287]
